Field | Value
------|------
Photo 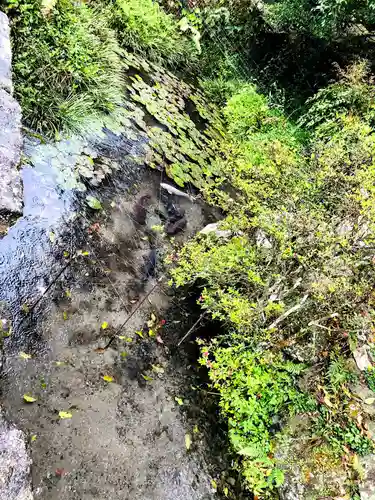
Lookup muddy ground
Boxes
[0,130,229,499]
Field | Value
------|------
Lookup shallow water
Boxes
[0,124,217,499]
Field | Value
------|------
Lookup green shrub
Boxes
[6,0,124,135]
[109,0,199,67]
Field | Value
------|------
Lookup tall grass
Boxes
[6,0,124,136]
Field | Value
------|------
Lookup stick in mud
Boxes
[103,278,163,350]
[177,312,206,347]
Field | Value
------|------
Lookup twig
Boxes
[177,312,206,347]
[267,294,309,330]
[103,278,163,350]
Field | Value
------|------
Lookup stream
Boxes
[0,119,221,499]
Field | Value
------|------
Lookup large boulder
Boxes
[0,12,23,215]
[0,12,12,94]
[0,414,33,500]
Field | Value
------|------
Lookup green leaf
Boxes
[142,374,153,381]
[86,195,102,210]
[31,434,37,442]
[175,397,184,406]
[23,394,37,403]
[59,411,72,419]
[120,351,128,358]
[152,364,164,374]
[62,311,68,321]
[101,321,108,330]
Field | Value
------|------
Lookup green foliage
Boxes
[6,0,124,136]
[109,0,199,67]
[171,71,375,495]
[365,367,375,393]
[201,345,306,494]
[264,0,375,39]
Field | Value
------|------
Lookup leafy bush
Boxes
[264,0,375,39]
[6,0,124,136]
[171,75,375,495]
[109,0,199,67]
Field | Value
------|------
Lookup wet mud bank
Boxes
[0,123,229,499]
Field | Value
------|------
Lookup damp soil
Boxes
[0,125,229,499]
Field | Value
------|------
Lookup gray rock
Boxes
[199,222,231,239]
[360,454,375,500]
[0,413,33,500]
[0,12,12,94]
[353,345,372,371]
[0,89,23,214]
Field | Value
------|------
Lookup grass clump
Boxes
[109,0,199,67]
[5,0,124,136]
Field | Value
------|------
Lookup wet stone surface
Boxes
[0,126,219,499]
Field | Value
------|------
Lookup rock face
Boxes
[360,455,375,500]
[0,413,33,500]
[0,12,23,215]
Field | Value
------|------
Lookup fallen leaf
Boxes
[175,397,183,406]
[148,329,155,337]
[59,411,72,419]
[55,361,65,366]
[19,352,32,360]
[31,434,37,442]
[152,364,164,374]
[49,231,55,243]
[365,398,375,405]
[63,251,70,258]
[185,433,192,450]
[135,330,144,338]
[156,335,164,344]
[211,479,217,490]
[81,251,89,256]
[65,290,71,298]
[62,311,68,321]
[120,352,128,358]
[193,424,199,434]
[101,321,109,330]
[21,303,30,314]
[142,374,153,381]
[125,337,133,343]
[323,394,334,408]
[94,347,106,354]
[118,335,126,340]
[23,394,37,403]
[223,486,229,497]
[102,375,114,382]
[86,195,102,210]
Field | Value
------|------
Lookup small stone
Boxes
[353,345,372,371]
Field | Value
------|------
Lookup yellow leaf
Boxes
[120,352,128,358]
[49,231,55,243]
[323,395,334,408]
[135,330,144,338]
[125,337,133,342]
[142,374,153,381]
[102,375,114,382]
[59,411,72,419]
[151,313,156,322]
[152,364,164,374]
[31,434,37,442]
[118,335,126,340]
[23,394,37,403]
[185,433,192,450]
[211,479,217,490]
[81,251,89,256]
[65,290,71,298]
[175,397,184,406]
[193,424,199,434]
[223,487,229,497]
[55,361,65,366]
[19,352,32,360]
[62,311,68,321]
[148,329,155,337]
[101,321,109,330]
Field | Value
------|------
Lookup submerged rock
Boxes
[0,412,33,500]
